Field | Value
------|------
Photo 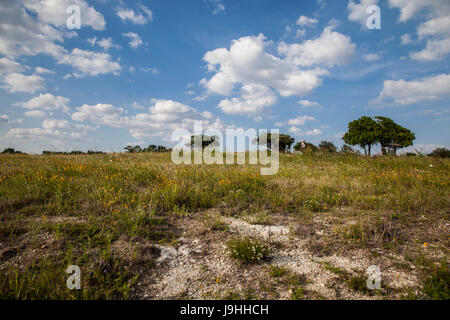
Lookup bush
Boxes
[226,237,271,264]
[423,262,450,300]
[319,141,337,153]
[1,148,23,154]
[428,148,450,159]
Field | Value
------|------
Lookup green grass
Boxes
[268,265,288,278]
[423,261,450,300]
[226,236,271,264]
[0,152,448,299]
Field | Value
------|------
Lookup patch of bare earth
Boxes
[137,209,422,300]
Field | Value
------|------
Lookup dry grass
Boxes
[0,152,448,299]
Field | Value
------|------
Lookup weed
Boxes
[423,261,449,300]
[226,237,271,264]
[268,265,288,278]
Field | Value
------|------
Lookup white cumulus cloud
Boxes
[374,73,450,106]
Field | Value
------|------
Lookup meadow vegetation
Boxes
[0,152,448,299]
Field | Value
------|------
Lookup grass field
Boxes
[0,152,448,299]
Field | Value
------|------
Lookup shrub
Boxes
[428,148,450,159]
[226,237,271,264]
[423,261,450,300]
[319,141,337,153]
[268,265,288,278]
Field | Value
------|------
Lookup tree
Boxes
[255,133,294,153]
[189,134,219,149]
[145,144,157,152]
[343,116,379,156]
[279,134,295,153]
[294,141,318,152]
[156,145,169,152]
[374,116,415,155]
[124,145,142,153]
[318,141,337,153]
[428,148,450,158]
[1,148,17,154]
[1,148,24,154]
[340,144,356,154]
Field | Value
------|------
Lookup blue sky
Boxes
[0,0,449,154]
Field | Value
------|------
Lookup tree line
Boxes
[124,144,171,153]
[1,116,449,157]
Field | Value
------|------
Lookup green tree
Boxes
[318,141,337,153]
[374,116,415,155]
[145,144,157,152]
[1,148,17,154]
[256,133,294,153]
[156,145,169,152]
[294,141,318,152]
[189,134,219,149]
[343,116,379,156]
[340,144,355,154]
[124,145,142,153]
[428,148,450,158]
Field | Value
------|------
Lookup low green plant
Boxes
[226,237,271,264]
[268,265,288,278]
[423,261,450,300]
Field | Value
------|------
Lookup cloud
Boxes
[122,32,143,49]
[296,29,306,38]
[409,38,450,61]
[374,73,450,106]
[389,0,450,60]
[348,0,379,28]
[14,93,71,113]
[288,115,315,126]
[0,115,9,124]
[71,99,225,142]
[140,67,159,74]
[417,15,450,38]
[296,15,318,27]
[207,0,225,15]
[217,84,278,115]
[2,73,45,93]
[388,0,450,23]
[298,100,321,108]
[22,0,105,30]
[6,119,94,141]
[363,53,380,61]
[57,49,121,77]
[24,110,48,118]
[201,28,355,115]
[289,126,322,136]
[0,58,25,75]
[400,33,413,45]
[0,114,23,125]
[400,144,449,155]
[34,67,55,75]
[201,33,334,98]
[72,104,124,123]
[0,1,65,59]
[278,26,356,68]
[116,5,153,24]
[88,37,121,51]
